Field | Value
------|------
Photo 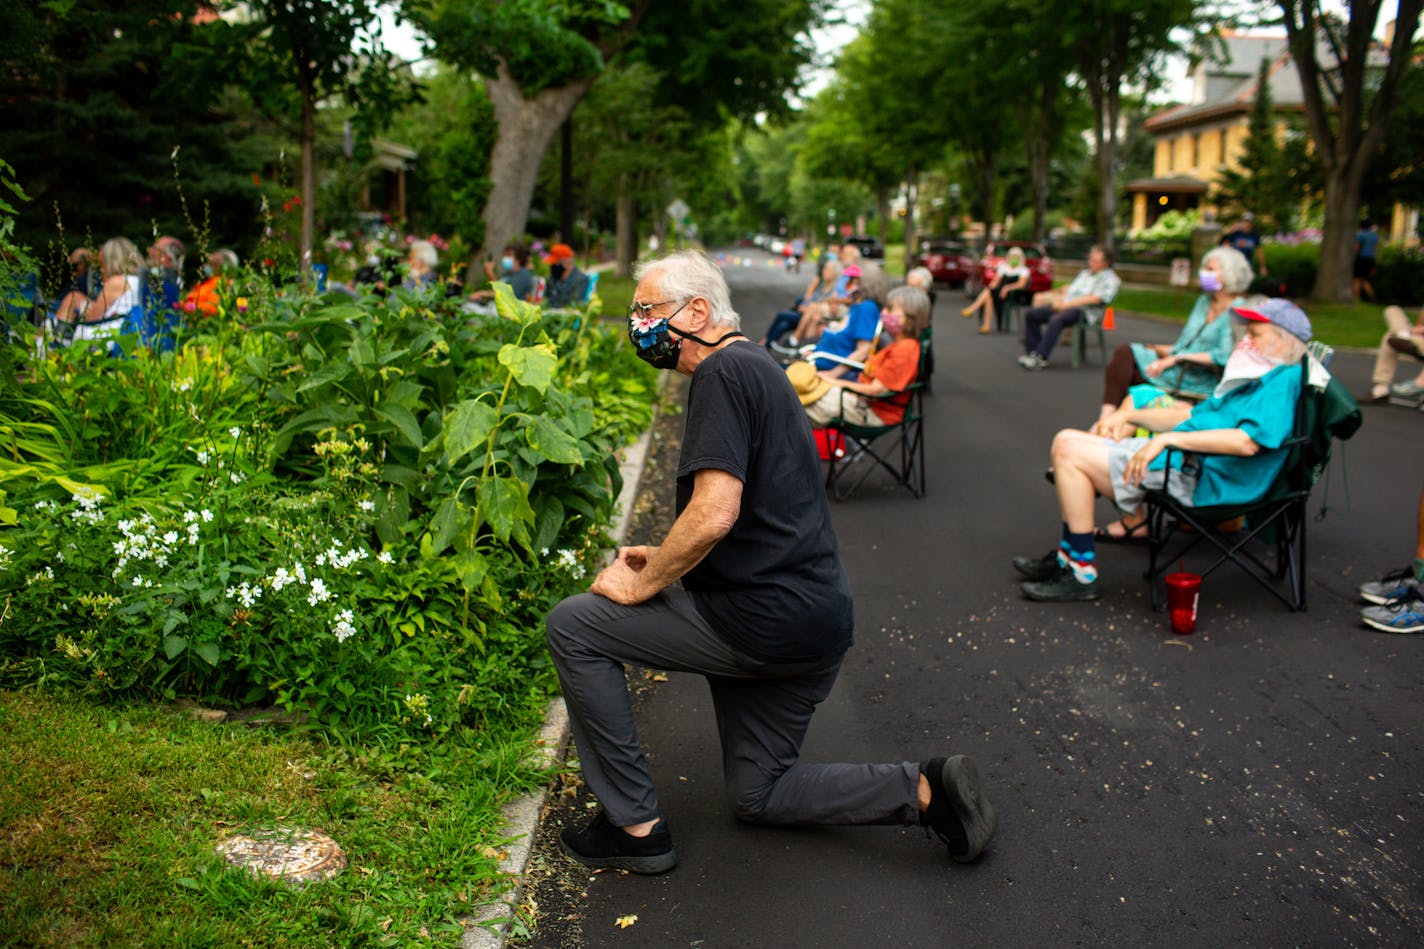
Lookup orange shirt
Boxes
[862,337,920,424]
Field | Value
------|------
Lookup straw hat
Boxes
[786,360,832,407]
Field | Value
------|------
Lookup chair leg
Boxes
[1071,323,1085,368]
[1096,325,1107,364]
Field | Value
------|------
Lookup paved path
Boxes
[538,250,1423,946]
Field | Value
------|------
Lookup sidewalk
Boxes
[517,257,1424,946]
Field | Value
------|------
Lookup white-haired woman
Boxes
[52,237,144,339]
[403,239,439,290]
[1094,245,1254,428]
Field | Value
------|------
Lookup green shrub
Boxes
[1373,243,1424,307]
[1263,242,1319,297]
[0,281,653,742]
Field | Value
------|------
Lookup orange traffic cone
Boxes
[1102,305,1116,330]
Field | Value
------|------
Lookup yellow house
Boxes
[1128,33,1298,232]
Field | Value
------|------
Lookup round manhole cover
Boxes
[217,826,347,884]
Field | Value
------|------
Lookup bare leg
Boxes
[1050,429,1116,534]
[980,296,997,333]
[53,290,88,324]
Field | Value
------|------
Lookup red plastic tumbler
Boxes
[1165,571,1202,635]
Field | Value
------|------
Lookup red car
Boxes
[968,241,1054,297]
[916,238,975,288]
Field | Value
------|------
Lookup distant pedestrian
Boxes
[1220,212,1267,275]
[1353,218,1379,302]
[546,250,997,874]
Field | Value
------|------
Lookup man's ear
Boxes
[686,296,711,331]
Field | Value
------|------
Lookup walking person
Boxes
[545,250,997,874]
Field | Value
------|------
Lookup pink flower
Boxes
[630,315,663,334]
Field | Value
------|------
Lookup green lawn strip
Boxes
[594,273,635,319]
[0,688,550,947]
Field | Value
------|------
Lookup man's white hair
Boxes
[634,251,740,329]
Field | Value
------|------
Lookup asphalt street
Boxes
[542,250,1423,946]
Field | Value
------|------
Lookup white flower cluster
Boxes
[0,543,11,571]
[113,513,192,578]
[190,446,211,466]
[226,582,262,608]
[173,377,193,393]
[556,548,586,580]
[27,565,55,585]
[306,577,331,606]
[377,550,394,565]
[332,608,356,643]
[358,500,376,512]
[315,540,369,571]
[69,488,104,525]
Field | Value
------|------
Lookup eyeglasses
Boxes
[626,298,688,321]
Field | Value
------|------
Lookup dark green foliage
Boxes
[0,1,269,266]
[1211,56,1315,231]
[1373,244,1424,308]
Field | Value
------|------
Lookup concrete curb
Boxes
[462,374,668,949]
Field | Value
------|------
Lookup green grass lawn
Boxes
[1110,286,1387,351]
[0,688,552,947]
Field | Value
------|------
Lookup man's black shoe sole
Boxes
[1012,555,1062,582]
[1021,580,1102,602]
[941,755,997,864]
[558,835,678,875]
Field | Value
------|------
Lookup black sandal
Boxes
[1094,518,1148,544]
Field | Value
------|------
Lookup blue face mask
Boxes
[500,256,515,272]
[627,300,745,370]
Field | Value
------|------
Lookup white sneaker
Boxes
[1017,354,1035,368]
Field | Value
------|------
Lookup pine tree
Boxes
[1211,56,1305,231]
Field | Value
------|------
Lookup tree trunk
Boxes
[560,117,574,243]
[298,61,316,277]
[1094,80,1120,253]
[1026,82,1058,244]
[875,186,890,248]
[474,64,594,283]
[615,177,637,277]
[1315,158,1371,302]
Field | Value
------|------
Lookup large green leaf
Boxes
[428,496,465,556]
[443,399,498,464]
[525,415,584,465]
[476,476,534,546]
[498,343,557,394]
[296,361,352,392]
[375,402,424,450]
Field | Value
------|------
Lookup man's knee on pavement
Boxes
[725,778,773,824]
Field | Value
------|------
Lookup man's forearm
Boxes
[1157,428,1259,457]
[1124,404,1192,433]
[629,486,739,597]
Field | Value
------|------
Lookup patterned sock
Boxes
[1064,529,1098,584]
[1413,557,1424,582]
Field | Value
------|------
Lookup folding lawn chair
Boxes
[1143,344,1362,611]
[821,328,931,500]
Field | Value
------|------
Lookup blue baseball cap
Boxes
[1232,297,1312,342]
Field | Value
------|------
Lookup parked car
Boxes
[967,240,1054,297]
[916,238,975,288]
[844,234,885,260]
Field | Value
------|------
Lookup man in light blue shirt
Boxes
[1018,245,1121,370]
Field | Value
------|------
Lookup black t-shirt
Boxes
[677,340,854,663]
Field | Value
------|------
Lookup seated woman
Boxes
[808,263,891,379]
[785,264,861,350]
[1093,246,1252,432]
[51,237,144,342]
[1012,299,1312,602]
[762,257,842,348]
[962,246,1029,334]
[789,284,930,427]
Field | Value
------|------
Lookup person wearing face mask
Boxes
[546,250,997,875]
[470,244,536,305]
[182,249,239,318]
[542,242,589,309]
[1092,246,1254,440]
[1012,298,1316,602]
[790,285,929,427]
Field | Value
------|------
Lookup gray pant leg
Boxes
[708,669,920,826]
[546,589,919,830]
[546,590,749,826]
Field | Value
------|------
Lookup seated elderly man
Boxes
[1012,298,1313,602]
[1018,245,1120,370]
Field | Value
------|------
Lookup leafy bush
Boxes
[1373,243,1424,307]
[0,281,653,742]
[1262,242,1319,298]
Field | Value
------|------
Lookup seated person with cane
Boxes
[1012,299,1312,603]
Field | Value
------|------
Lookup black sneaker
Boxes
[920,755,997,863]
[1012,550,1064,581]
[1021,565,1102,602]
[559,811,677,875]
